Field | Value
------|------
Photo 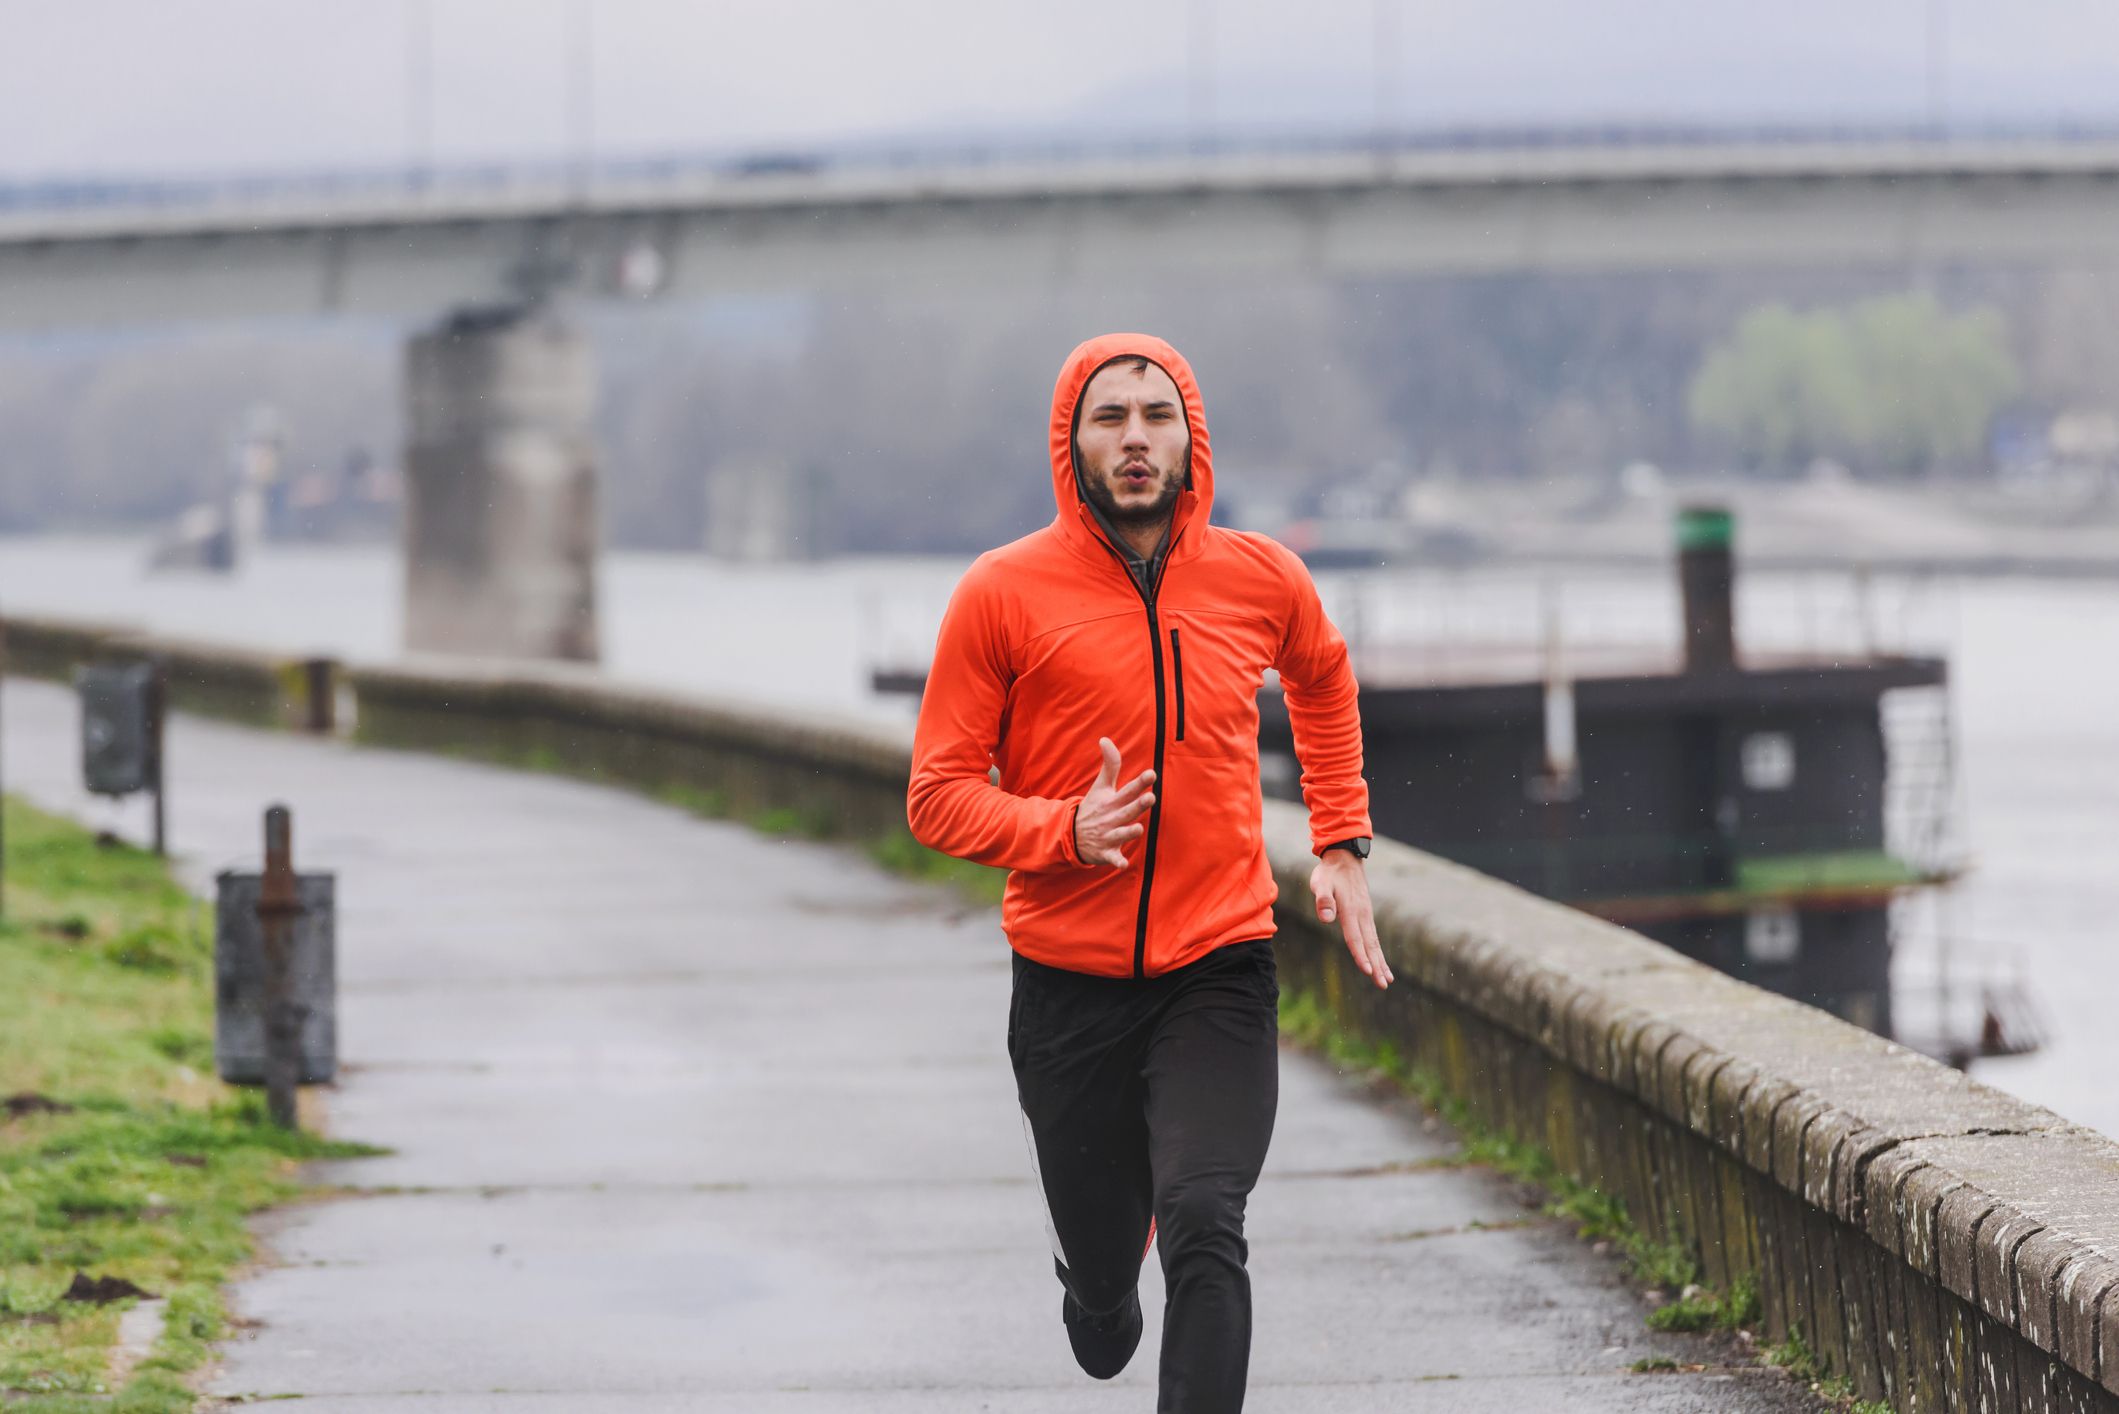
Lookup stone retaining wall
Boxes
[0,614,333,730]
[0,613,128,683]
[7,626,2112,1411]
[1263,812,2119,1414]
[345,657,913,842]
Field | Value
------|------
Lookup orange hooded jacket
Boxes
[906,333,1371,979]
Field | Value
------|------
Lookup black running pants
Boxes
[1008,937,1280,1413]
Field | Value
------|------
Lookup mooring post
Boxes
[303,657,336,734]
[256,804,303,1130]
[0,616,8,924]
[1676,503,1738,675]
[147,656,168,858]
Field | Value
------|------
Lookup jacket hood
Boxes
[1048,333,1213,565]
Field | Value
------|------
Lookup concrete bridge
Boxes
[9,128,2119,331]
[7,612,2119,1412]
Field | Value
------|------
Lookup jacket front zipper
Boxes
[1086,519,1185,978]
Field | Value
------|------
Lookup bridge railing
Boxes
[13,117,2119,222]
[5,614,2116,1412]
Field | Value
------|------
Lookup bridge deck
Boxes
[3,676,1820,1411]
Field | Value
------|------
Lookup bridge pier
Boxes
[401,305,600,663]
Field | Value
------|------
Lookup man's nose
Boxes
[1122,413,1150,449]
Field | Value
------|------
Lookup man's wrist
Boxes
[1065,799,1089,867]
[1320,835,1371,861]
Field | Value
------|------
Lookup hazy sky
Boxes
[6,1,2119,181]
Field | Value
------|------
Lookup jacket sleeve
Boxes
[906,562,1089,872]
[1271,548,1373,855]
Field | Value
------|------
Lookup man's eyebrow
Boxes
[1091,398,1179,414]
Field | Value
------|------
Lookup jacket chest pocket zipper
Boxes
[1169,627,1186,742]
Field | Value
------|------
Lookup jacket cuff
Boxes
[1060,796,1091,868]
[1309,820,1374,857]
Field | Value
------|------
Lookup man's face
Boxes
[1075,358,1190,528]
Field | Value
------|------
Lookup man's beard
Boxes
[1080,460,1184,528]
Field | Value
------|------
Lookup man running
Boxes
[906,332,1389,1411]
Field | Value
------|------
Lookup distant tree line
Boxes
[1687,293,2017,477]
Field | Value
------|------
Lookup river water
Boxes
[1,533,2113,1132]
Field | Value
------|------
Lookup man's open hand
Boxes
[1312,851,1392,989]
[1073,737,1155,867]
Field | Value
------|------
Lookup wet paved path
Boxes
[3,676,1820,1411]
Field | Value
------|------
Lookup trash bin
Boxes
[77,660,157,796]
[213,869,337,1085]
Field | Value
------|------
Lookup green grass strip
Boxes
[1733,849,1926,892]
[0,794,384,1412]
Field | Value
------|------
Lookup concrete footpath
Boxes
[2,676,1822,1411]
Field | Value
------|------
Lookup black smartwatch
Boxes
[1321,836,1371,860]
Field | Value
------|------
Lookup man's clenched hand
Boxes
[1073,737,1156,867]
[1312,851,1392,989]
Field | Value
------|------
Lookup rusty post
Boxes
[255,804,303,1130]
